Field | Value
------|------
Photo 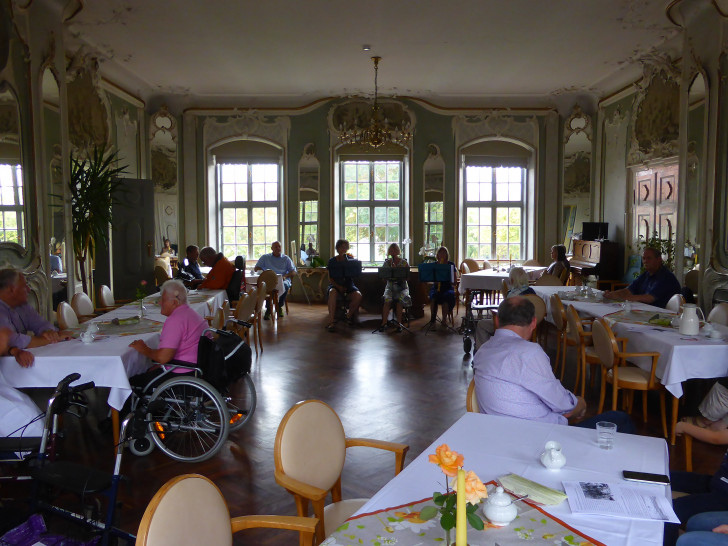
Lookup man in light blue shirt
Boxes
[473,296,634,432]
[255,241,296,319]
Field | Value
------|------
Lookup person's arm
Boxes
[9,346,34,368]
[254,255,267,272]
[675,420,728,444]
[129,340,177,365]
[713,524,728,534]
[564,396,587,420]
[283,257,297,279]
[604,287,633,300]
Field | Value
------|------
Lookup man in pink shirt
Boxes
[129,279,208,387]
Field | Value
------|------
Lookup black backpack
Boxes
[197,330,251,392]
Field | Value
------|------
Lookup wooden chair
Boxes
[549,294,576,380]
[481,259,493,270]
[466,378,478,412]
[254,283,267,352]
[70,292,100,321]
[685,269,699,302]
[708,302,728,326]
[136,474,317,546]
[258,270,280,320]
[274,399,409,544]
[233,291,259,355]
[666,293,685,313]
[462,259,479,273]
[522,294,546,343]
[154,265,171,287]
[534,273,563,286]
[565,305,600,398]
[559,267,570,285]
[522,259,541,267]
[98,284,133,309]
[591,318,668,438]
[57,302,79,330]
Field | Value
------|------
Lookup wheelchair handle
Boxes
[226,318,252,329]
[57,373,81,391]
[68,381,95,394]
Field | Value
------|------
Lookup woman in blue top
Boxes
[429,246,457,329]
[326,239,362,332]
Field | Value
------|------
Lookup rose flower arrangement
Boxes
[418,444,487,541]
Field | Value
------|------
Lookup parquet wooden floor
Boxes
[8,302,725,544]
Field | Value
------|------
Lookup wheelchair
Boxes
[127,321,256,463]
[0,373,136,545]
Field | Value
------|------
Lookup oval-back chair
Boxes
[708,303,728,326]
[71,292,97,321]
[534,273,563,286]
[466,379,478,413]
[274,400,409,544]
[136,474,317,546]
[665,293,685,313]
[565,305,599,398]
[57,302,79,330]
[591,318,667,438]
[258,270,279,319]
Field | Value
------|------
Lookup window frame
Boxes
[0,163,25,247]
[339,158,406,264]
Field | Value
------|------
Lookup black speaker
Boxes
[582,222,608,241]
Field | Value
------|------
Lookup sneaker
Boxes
[277,308,284,318]
[264,310,271,320]
[378,324,387,332]
[326,322,335,332]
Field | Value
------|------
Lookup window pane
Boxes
[251,182,264,201]
[344,183,357,200]
[387,182,399,200]
[374,182,386,200]
[357,183,369,200]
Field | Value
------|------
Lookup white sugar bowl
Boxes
[482,486,518,527]
[540,440,566,470]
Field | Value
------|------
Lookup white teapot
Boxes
[679,303,705,335]
[540,441,566,470]
[482,486,518,527]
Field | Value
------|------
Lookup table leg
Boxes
[671,394,679,445]
[112,409,120,443]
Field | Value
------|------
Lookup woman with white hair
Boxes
[128,279,208,387]
[474,267,535,351]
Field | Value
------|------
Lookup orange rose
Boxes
[428,443,464,477]
[451,470,488,505]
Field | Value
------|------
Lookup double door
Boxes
[633,163,678,242]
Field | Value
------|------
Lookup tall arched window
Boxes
[211,139,283,260]
[461,140,533,264]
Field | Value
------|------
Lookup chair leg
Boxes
[598,371,607,414]
[611,381,619,412]
[560,338,568,382]
[659,391,668,439]
[642,390,648,423]
[554,331,562,375]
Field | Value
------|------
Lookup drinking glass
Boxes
[596,421,617,450]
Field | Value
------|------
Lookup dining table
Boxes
[244,271,285,294]
[459,266,547,293]
[0,288,228,440]
[533,285,728,443]
[328,412,670,546]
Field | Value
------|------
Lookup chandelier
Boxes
[338,56,412,149]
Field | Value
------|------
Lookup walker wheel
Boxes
[463,337,472,354]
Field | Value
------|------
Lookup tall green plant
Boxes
[635,231,676,272]
[69,146,128,294]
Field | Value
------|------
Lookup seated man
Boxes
[254,240,296,319]
[179,244,203,280]
[473,296,634,432]
[128,279,209,388]
[603,247,681,308]
[0,268,71,368]
[193,246,234,290]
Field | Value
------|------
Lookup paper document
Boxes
[563,481,679,523]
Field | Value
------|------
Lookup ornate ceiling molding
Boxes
[563,105,592,144]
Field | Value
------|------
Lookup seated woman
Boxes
[160,237,176,257]
[429,246,457,329]
[543,244,569,281]
[326,239,362,332]
[474,267,535,350]
[378,243,411,332]
[676,512,728,545]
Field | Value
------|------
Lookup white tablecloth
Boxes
[533,286,728,398]
[0,289,228,410]
[460,266,546,293]
[101,288,227,322]
[356,412,669,546]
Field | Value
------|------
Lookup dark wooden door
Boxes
[633,164,678,243]
[95,179,155,300]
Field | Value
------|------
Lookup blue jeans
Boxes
[676,512,728,545]
[573,410,636,434]
[664,473,728,545]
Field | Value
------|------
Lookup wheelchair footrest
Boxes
[0,436,42,454]
[32,461,112,494]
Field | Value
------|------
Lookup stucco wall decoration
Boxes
[66,52,110,152]
[452,111,538,150]
[628,56,680,165]
[203,110,290,150]
[150,106,178,192]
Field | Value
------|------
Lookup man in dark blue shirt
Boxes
[604,247,681,308]
[179,245,203,280]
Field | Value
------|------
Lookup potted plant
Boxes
[634,231,676,273]
[67,146,128,294]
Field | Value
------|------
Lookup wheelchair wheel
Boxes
[147,376,229,463]
[129,432,155,457]
[224,374,257,432]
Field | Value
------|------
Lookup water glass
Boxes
[596,421,617,450]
